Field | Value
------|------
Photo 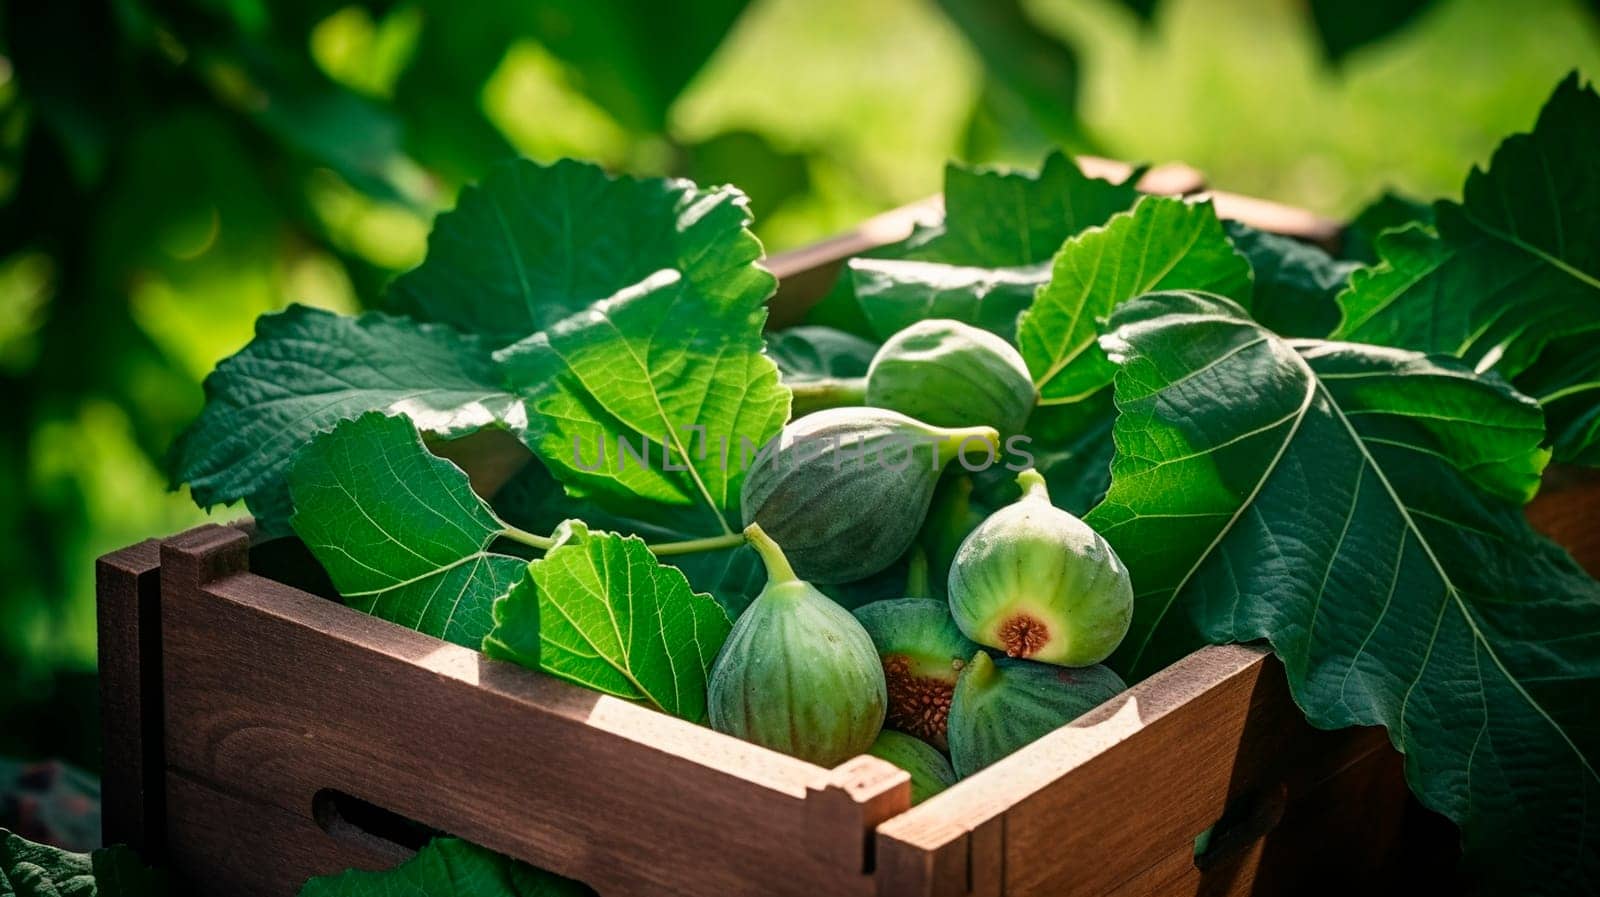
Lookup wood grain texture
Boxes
[156,526,899,897]
[95,539,165,856]
[875,645,1411,897]
[164,770,396,897]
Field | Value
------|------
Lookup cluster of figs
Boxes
[707,319,1136,801]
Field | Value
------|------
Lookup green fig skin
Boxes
[867,730,957,805]
[947,652,1126,778]
[866,319,1036,435]
[740,407,999,584]
[853,598,980,751]
[708,525,887,767]
[949,470,1133,666]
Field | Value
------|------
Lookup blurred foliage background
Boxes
[0,0,1595,776]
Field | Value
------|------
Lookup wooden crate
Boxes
[97,164,1588,896]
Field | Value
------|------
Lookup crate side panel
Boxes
[998,656,1395,897]
[159,571,875,897]
[165,769,394,897]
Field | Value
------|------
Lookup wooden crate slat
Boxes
[95,538,165,855]
[165,768,396,897]
[875,645,1398,896]
[155,524,894,896]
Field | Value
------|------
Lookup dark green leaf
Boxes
[764,325,877,382]
[172,306,526,536]
[1519,331,1600,465]
[1308,0,1433,62]
[932,0,1086,147]
[484,520,731,721]
[1089,290,1595,894]
[1335,74,1600,381]
[1343,191,1434,264]
[1018,392,1117,515]
[1019,196,1251,404]
[298,837,591,897]
[389,158,774,346]
[903,151,1143,267]
[288,413,529,649]
[1225,220,1358,337]
[849,258,1047,342]
[496,271,789,537]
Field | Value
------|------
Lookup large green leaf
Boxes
[1018,196,1251,404]
[389,158,774,346]
[806,152,1137,339]
[849,258,1047,342]
[1224,220,1357,338]
[299,837,591,897]
[171,305,527,536]
[1088,291,1596,894]
[903,151,1143,267]
[1,830,166,897]
[496,270,789,536]
[485,520,731,722]
[1334,74,1600,460]
[288,413,530,649]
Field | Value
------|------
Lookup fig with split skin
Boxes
[740,407,999,584]
[866,319,1036,436]
[853,589,980,752]
[948,469,1133,667]
[866,730,957,805]
[946,652,1127,778]
[707,524,887,768]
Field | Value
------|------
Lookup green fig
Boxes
[948,469,1133,666]
[708,524,887,767]
[740,407,999,584]
[866,319,1035,435]
[853,597,980,751]
[947,652,1126,778]
[866,730,957,805]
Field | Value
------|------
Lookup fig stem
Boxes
[936,426,1002,467]
[905,548,931,598]
[648,532,749,556]
[743,523,799,584]
[503,526,556,550]
[503,527,747,556]
[1016,468,1050,501]
[787,377,868,415]
[966,651,998,688]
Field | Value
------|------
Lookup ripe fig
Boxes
[948,469,1133,666]
[866,730,957,805]
[947,652,1126,778]
[853,597,980,751]
[708,524,887,767]
[740,407,999,584]
[866,319,1035,435]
